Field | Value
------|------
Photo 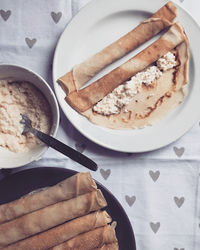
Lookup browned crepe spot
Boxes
[153,1,177,21]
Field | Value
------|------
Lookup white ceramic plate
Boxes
[53,0,200,152]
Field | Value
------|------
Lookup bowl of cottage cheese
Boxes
[0,64,60,168]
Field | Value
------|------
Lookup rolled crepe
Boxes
[83,38,189,129]
[0,190,107,248]
[94,243,119,250]
[0,172,97,224]
[66,22,186,113]
[51,225,118,250]
[4,211,111,250]
[58,2,177,94]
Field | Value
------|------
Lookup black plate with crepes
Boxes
[0,167,136,250]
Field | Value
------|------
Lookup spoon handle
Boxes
[31,128,97,171]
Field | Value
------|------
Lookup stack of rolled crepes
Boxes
[0,172,119,250]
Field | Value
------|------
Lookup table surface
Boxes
[0,0,200,250]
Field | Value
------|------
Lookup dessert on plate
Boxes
[58,1,190,130]
[58,1,177,94]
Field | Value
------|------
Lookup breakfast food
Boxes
[0,80,52,152]
[0,172,97,224]
[84,40,189,129]
[0,190,107,247]
[51,224,118,250]
[94,243,119,250]
[0,173,119,249]
[4,211,111,250]
[58,2,189,129]
[66,23,189,129]
[66,23,186,112]
[58,1,177,94]
[58,1,190,130]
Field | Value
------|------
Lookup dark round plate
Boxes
[0,167,136,250]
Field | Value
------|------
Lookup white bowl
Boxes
[0,64,60,168]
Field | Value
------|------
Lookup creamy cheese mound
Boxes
[133,66,162,86]
[92,93,120,115]
[157,52,176,71]
[0,80,52,153]
[93,52,176,115]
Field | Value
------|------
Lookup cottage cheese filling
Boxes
[93,52,176,115]
[0,80,52,153]
[157,52,177,71]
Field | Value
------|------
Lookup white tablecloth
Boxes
[0,0,200,249]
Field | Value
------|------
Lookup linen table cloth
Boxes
[0,0,199,249]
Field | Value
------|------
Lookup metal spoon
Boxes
[20,114,97,171]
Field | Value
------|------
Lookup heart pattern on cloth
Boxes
[174,196,185,208]
[25,38,37,48]
[75,142,86,153]
[174,248,185,250]
[125,195,136,207]
[173,146,185,157]
[150,222,160,233]
[100,169,111,180]
[0,10,11,21]
[149,170,160,182]
[51,12,62,23]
